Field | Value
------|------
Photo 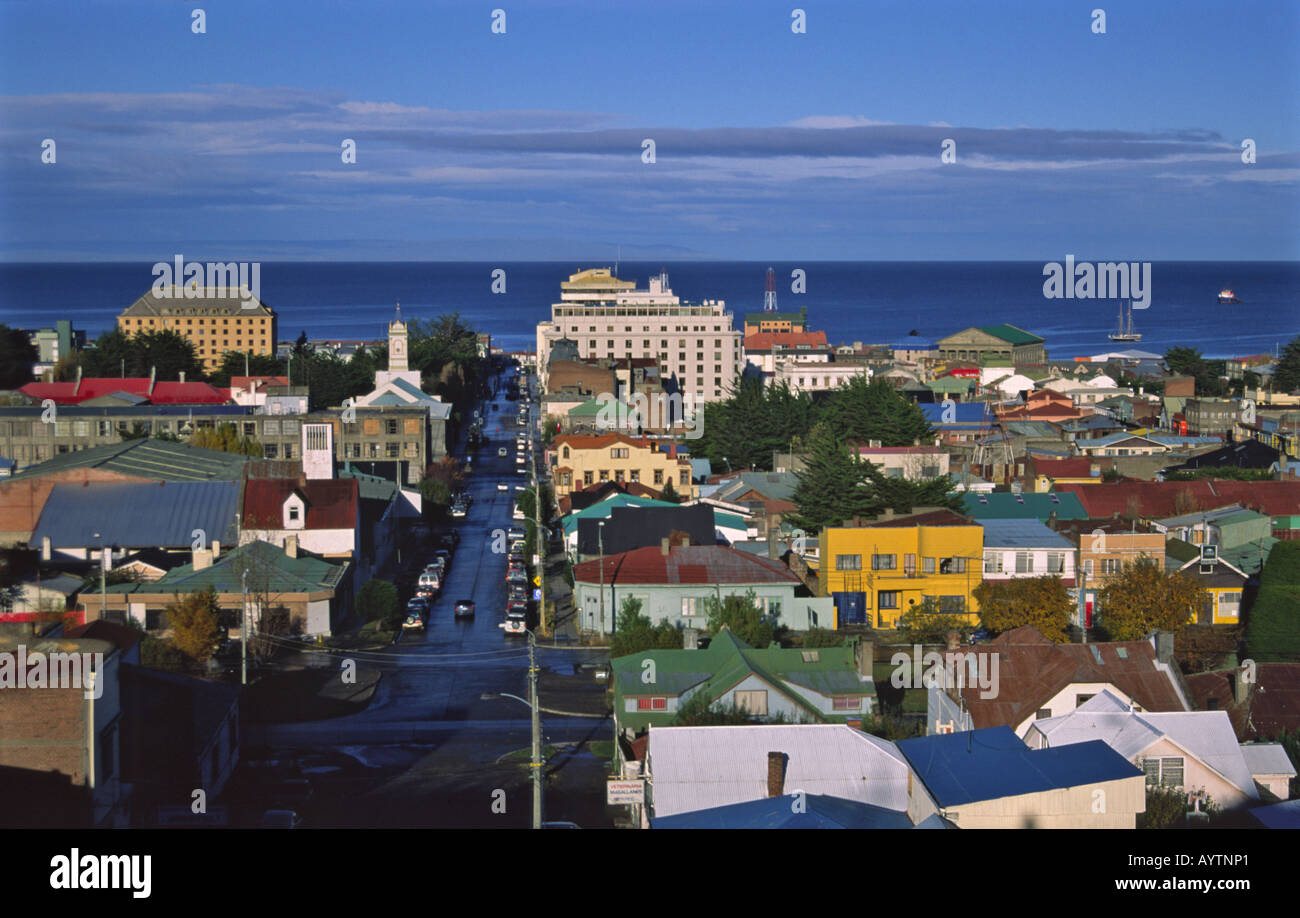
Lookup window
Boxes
[610,448,628,459]
[923,557,936,574]
[937,595,966,613]
[653,469,664,485]
[386,442,399,458]
[985,552,1003,573]
[939,556,966,574]
[1046,552,1066,573]
[1036,708,1052,719]
[386,419,398,435]
[1075,693,1095,707]
[630,469,640,483]
[1102,558,1122,575]
[681,596,700,617]
[904,554,917,577]
[583,471,594,485]
[1015,552,1034,574]
[598,469,610,482]
[1142,756,1185,788]
[288,506,301,522]
[871,553,897,571]
[636,697,669,711]
[615,470,625,483]
[878,591,900,610]
[680,470,689,485]
[734,690,768,716]
[833,696,860,712]
[835,554,861,571]
[264,444,278,459]
[562,446,570,459]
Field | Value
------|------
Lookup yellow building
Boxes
[118,286,277,372]
[550,433,695,500]
[821,509,983,629]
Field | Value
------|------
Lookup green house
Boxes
[611,629,875,736]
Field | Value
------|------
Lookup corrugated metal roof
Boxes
[650,792,916,829]
[33,480,240,548]
[897,726,1142,807]
[980,518,1077,549]
[648,724,915,818]
[10,438,250,482]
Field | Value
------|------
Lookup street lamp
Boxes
[489,626,543,828]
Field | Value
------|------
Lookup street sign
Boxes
[532,575,541,586]
[532,588,542,601]
[606,779,645,805]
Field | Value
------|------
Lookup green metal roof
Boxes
[979,324,1044,346]
[125,539,348,595]
[612,629,873,731]
[11,438,250,482]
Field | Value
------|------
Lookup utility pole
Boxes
[528,629,542,829]
[93,532,106,620]
[241,568,249,686]
[598,520,606,635]
[532,397,545,635]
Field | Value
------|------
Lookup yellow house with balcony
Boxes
[821,509,983,629]
[549,432,696,500]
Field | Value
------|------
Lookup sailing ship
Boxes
[1108,301,1142,342]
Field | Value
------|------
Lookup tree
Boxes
[896,596,974,643]
[659,478,681,504]
[357,580,400,629]
[208,350,285,388]
[786,422,881,532]
[190,422,263,456]
[972,576,1074,642]
[1163,346,1226,397]
[0,324,38,388]
[820,376,935,447]
[703,590,775,648]
[165,587,223,665]
[1138,785,1191,829]
[1272,334,1300,393]
[1096,556,1206,640]
[671,691,798,726]
[610,598,683,657]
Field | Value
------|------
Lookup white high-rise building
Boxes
[536,268,743,403]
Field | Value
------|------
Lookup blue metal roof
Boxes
[896,726,1142,807]
[650,793,917,829]
[33,480,241,548]
[979,518,1076,549]
[919,402,995,426]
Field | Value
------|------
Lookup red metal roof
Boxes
[955,626,1186,729]
[1056,481,1300,520]
[743,331,829,351]
[21,378,231,406]
[573,545,800,587]
[241,478,359,530]
[232,375,291,394]
[1034,458,1096,478]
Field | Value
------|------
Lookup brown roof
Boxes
[953,626,1187,729]
[1248,663,1300,739]
[241,478,359,530]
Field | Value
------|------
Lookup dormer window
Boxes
[283,493,307,530]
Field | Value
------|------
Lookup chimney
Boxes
[683,627,699,650]
[41,536,51,561]
[285,535,299,559]
[882,508,894,520]
[211,539,220,559]
[766,752,787,798]
[179,370,186,384]
[193,548,213,570]
[681,535,690,547]
[853,638,873,679]
[1234,664,1250,705]
[1154,630,1175,665]
[767,526,779,559]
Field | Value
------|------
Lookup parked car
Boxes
[260,809,303,829]
[502,611,527,635]
[497,481,509,491]
[433,549,452,565]
[508,527,527,541]
[438,531,460,549]
[513,504,526,521]
[508,584,530,603]
[418,572,441,592]
[506,569,529,585]
[454,599,476,618]
[450,503,468,519]
[498,447,508,457]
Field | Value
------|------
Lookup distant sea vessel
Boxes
[1108,301,1142,342]
[1218,288,1239,304]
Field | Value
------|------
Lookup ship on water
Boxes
[1108,301,1142,342]
[1218,287,1240,304]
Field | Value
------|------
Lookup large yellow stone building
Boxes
[821,509,984,629]
[549,433,696,500]
[117,286,277,372]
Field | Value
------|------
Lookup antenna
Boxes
[615,245,620,278]
[763,266,777,313]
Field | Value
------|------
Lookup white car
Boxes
[498,447,508,457]
[497,481,509,492]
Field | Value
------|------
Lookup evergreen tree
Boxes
[1273,334,1300,393]
[0,324,38,388]
[659,478,681,503]
[786,423,882,533]
[820,376,934,446]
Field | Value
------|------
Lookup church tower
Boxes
[374,303,422,389]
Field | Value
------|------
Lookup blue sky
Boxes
[1,0,1297,260]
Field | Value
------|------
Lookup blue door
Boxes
[833,592,867,626]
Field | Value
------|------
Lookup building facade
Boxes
[117,287,277,372]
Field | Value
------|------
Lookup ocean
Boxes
[0,261,1296,360]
